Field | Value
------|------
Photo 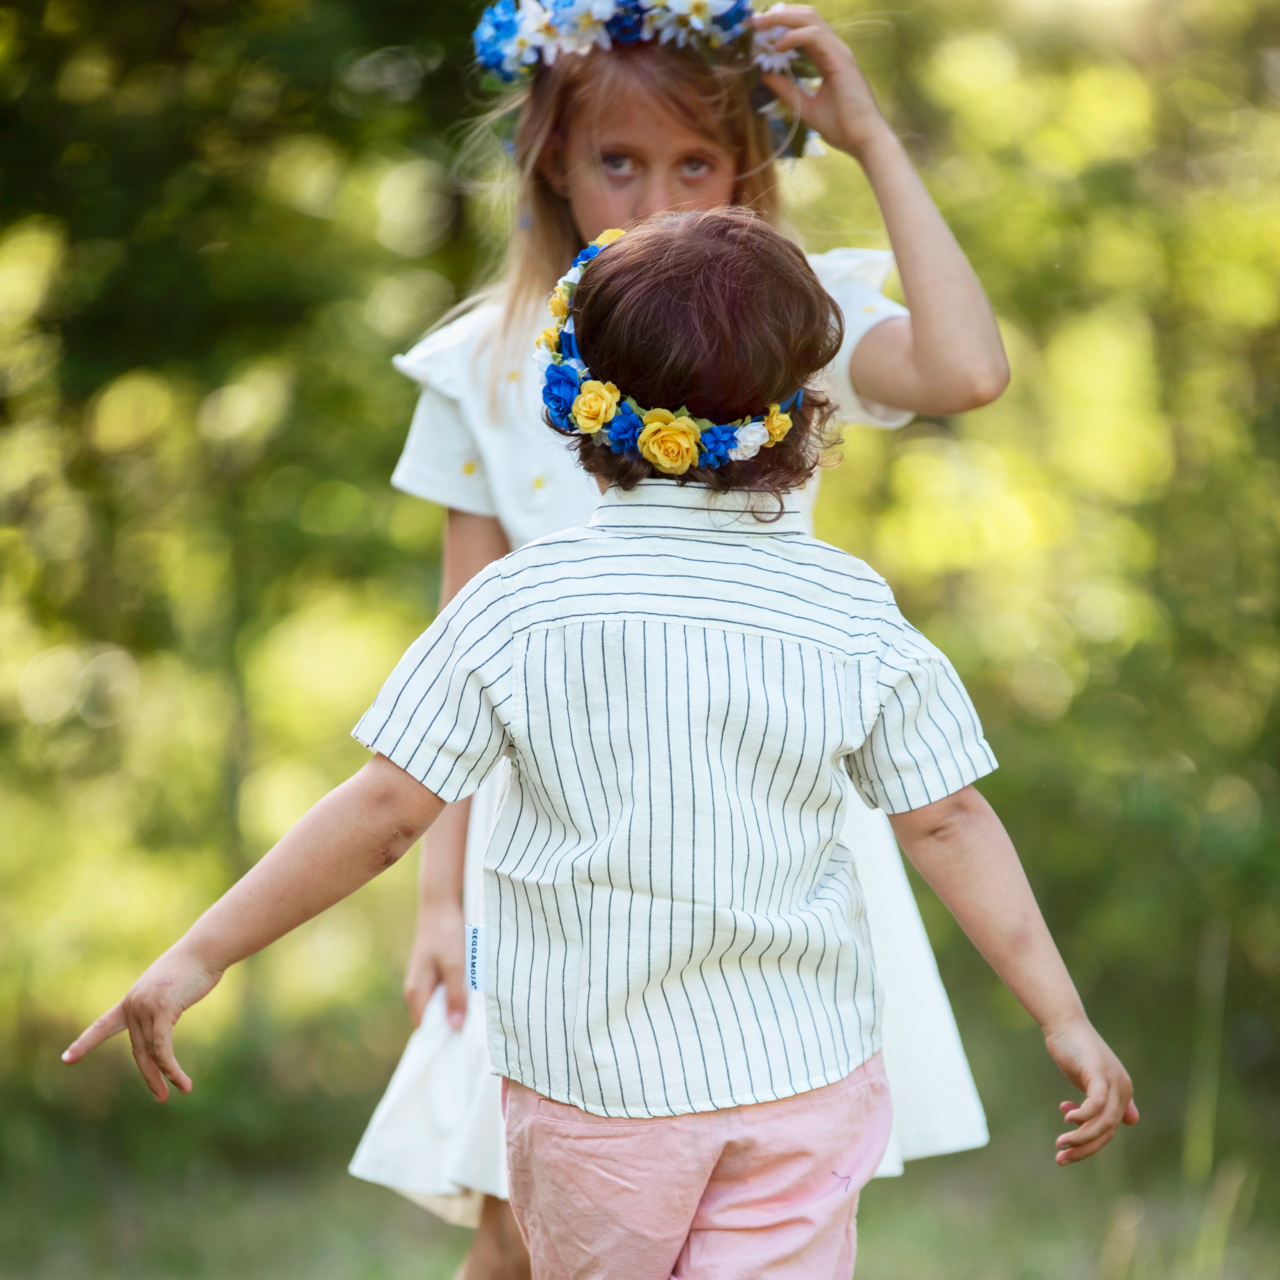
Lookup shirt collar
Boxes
[588,480,807,536]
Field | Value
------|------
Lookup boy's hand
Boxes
[1044,1017,1140,1165]
[61,944,222,1102]
[61,756,443,1101]
[751,6,891,158]
[404,901,468,1031]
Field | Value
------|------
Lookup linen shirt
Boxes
[389,248,911,550]
[355,482,996,1119]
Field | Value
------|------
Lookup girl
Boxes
[63,208,1138,1280]
[350,3,1010,1275]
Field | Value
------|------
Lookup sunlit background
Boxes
[2,0,1278,1276]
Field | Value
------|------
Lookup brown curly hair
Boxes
[548,208,845,501]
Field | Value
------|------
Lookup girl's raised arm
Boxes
[755,6,1009,416]
[63,755,444,1101]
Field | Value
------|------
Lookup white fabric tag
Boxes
[466,925,485,993]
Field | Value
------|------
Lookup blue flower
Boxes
[698,423,739,468]
[543,361,582,430]
[605,401,644,453]
[559,325,581,365]
[714,0,753,38]
[607,4,645,43]
[474,0,520,77]
[571,242,602,271]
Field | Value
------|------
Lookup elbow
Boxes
[897,783,987,846]
[921,355,1008,414]
[933,359,1010,415]
[965,357,1011,409]
[361,756,439,866]
[369,791,423,869]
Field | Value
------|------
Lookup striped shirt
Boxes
[355,481,996,1119]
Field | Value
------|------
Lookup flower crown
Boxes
[534,227,801,475]
[474,0,797,84]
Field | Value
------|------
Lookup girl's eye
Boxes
[682,157,713,178]
[601,153,636,177]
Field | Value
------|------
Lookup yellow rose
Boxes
[762,404,792,446]
[548,289,570,320]
[536,325,560,353]
[637,409,701,475]
[571,380,621,434]
[593,227,626,248]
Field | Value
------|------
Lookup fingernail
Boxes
[448,1013,464,1030]
[60,1050,71,1062]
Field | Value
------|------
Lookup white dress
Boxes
[348,250,988,1226]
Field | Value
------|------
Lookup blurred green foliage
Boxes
[2,0,1279,1273]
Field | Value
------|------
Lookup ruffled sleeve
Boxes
[808,248,913,430]
[389,307,501,517]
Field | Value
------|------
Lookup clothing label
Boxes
[466,924,486,993]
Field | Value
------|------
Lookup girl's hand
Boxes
[751,6,891,158]
[61,944,222,1102]
[404,900,468,1031]
[1044,1017,1140,1165]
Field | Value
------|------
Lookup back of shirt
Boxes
[355,481,995,1118]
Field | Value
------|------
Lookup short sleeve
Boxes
[353,564,514,802]
[390,386,498,517]
[808,248,913,430]
[846,622,997,814]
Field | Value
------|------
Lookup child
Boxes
[65,209,1137,1280]
[360,3,1008,1261]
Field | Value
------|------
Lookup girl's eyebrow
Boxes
[594,140,724,160]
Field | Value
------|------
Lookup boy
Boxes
[66,209,1136,1280]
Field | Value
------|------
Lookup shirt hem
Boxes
[498,1038,882,1120]
[351,727,473,805]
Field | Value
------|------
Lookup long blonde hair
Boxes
[458,41,785,345]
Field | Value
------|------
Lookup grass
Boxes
[0,1165,470,1280]
[2,1137,1275,1279]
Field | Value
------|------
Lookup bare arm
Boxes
[889,785,1138,1164]
[756,8,1009,415]
[402,508,512,1029]
[64,754,445,1101]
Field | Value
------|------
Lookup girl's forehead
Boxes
[567,88,734,155]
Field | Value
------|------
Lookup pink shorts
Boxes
[503,1053,892,1280]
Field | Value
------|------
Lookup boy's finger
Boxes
[148,1023,193,1095]
[1056,1130,1116,1164]
[1123,1100,1140,1125]
[62,1003,127,1063]
[1062,1085,1106,1125]
[1057,1103,1121,1150]
[126,1016,169,1102]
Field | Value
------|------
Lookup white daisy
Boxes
[514,1,563,67]
[751,26,797,75]
[665,0,733,33]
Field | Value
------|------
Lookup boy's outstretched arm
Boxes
[888,785,1139,1165]
[63,754,443,1101]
